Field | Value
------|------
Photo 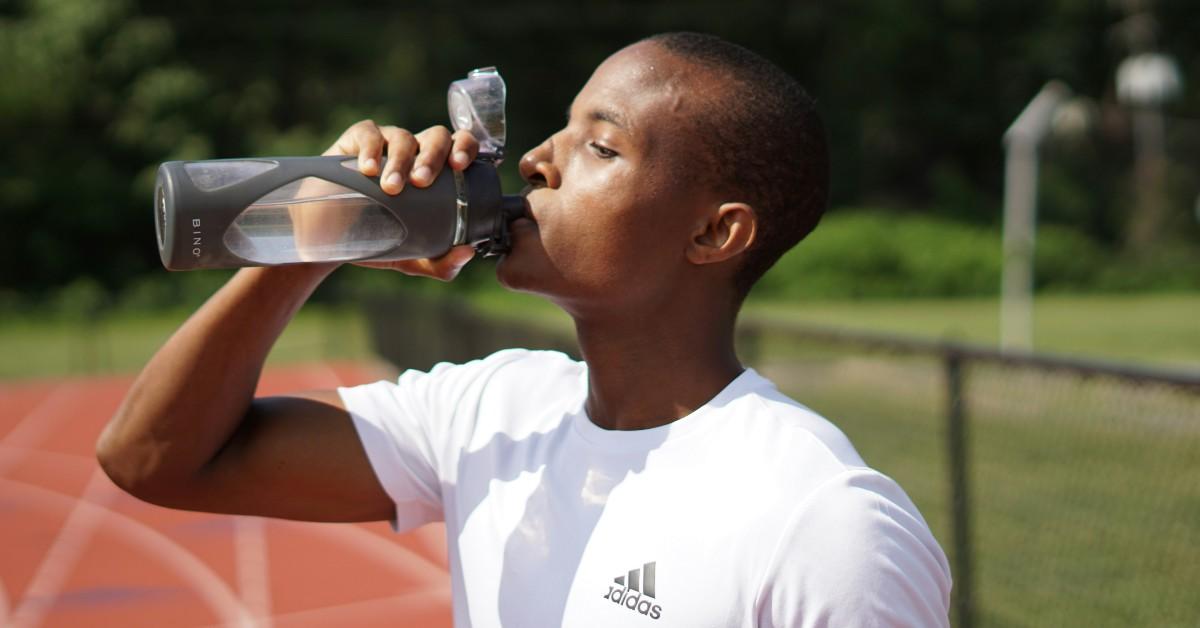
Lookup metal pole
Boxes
[1127,105,1169,250]
[1000,81,1070,352]
[1000,139,1038,351]
[945,353,975,628]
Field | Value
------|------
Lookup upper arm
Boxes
[154,390,395,522]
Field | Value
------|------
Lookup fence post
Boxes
[945,352,975,628]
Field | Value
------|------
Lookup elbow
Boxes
[95,418,178,506]
[95,426,149,500]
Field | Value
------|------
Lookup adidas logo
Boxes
[602,561,663,620]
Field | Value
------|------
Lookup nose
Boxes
[519,137,561,189]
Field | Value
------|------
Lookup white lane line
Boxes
[276,520,448,581]
[0,475,255,628]
[0,383,77,476]
[233,516,272,628]
[7,470,112,628]
[242,587,451,626]
[0,413,103,628]
[0,575,11,627]
[0,443,93,466]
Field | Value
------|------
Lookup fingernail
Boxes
[385,172,402,188]
[362,158,377,172]
[453,151,469,165]
[413,165,432,181]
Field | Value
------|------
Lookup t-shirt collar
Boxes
[570,367,773,450]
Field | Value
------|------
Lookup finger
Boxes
[410,126,453,187]
[356,245,475,280]
[350,120,384,176]
[379,126,417,195]
[323,124,361,157]
[413,245,475,280]
[437,244,477,269]
[449,130,481,170]
[425,245,476,280]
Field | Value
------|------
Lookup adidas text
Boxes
[603,586,662,619]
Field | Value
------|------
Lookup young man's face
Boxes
[497,42,719,314]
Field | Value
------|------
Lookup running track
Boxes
[0,362,453,627]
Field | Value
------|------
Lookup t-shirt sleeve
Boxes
[755,470,952,628]
[337,350,529,532]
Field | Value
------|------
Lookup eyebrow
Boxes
[565,105,631,132]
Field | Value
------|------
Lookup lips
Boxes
[518,186,539,225]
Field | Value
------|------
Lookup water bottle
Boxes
[153,67,525,270]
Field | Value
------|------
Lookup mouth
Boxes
[517,186,539,225]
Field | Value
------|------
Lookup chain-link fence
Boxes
[363,296,1200,627]
[739,320,1200,628]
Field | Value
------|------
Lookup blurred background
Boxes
[0,0,1197,626]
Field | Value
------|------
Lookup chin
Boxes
[496,249,573,305]
[495,251,539,294]
[496,227,547,292]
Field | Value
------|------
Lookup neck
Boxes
[571,292,744,431]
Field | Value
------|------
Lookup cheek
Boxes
[508,157,692,299]
[544,202,680,298]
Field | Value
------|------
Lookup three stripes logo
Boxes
[602,561,663,620]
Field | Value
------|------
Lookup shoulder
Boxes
[711,370,868,493]
[754,468,952,627]
[707,373,951,624]
[338,348,583,437]
[416,347,580,382]
[392,348,582,401]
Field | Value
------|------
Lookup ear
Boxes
[686,202,757,266]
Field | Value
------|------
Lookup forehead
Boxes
[572,42,715,139]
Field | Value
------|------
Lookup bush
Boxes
[1033,225,1106,292]
[752,208,1197,300]
[755,209,1003,299]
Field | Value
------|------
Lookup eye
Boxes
[588,141,618,159]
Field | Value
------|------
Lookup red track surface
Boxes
[0,362,453,628]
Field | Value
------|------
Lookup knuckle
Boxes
[418,125,451,144]
[452,129,479,144]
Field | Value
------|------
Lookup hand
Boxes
[324,119,479,194]
[304,120,480,279]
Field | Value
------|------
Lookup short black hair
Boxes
[644,32,829,301]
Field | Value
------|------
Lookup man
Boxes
[99,32,951,626]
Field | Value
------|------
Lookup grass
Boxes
[2,291,1195,379]
[467,290,1200,370]
[0,304,373,380]
[747,292,1200,370]
[758,351,1200,627]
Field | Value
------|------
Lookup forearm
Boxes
[97,263,336,496]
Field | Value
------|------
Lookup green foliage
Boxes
[1031,224,1106,291]
[50,276,108,321]
[755,210,1198,300]
[1,0,1198,304]
[756,210,1002,299]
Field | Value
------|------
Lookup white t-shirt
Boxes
[338,349,951,627]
